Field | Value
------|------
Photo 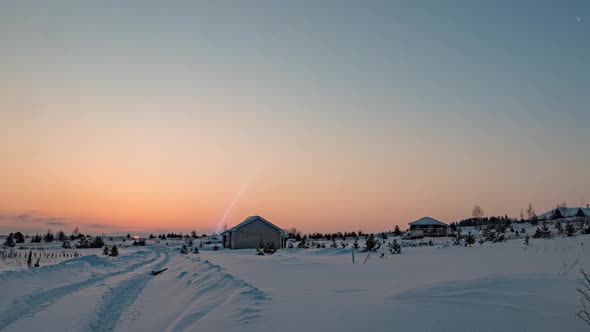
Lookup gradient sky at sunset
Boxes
[1,1,589,235]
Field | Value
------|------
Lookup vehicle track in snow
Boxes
[0,250,162,330]
[86,250,171,331]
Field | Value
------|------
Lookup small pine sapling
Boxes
[109,245,119,257]
[465,232,476,247]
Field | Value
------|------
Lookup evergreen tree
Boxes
[180,244,188,254]
[44,230,55,242]
[363,234,379,252]
[91,236,105,248]
[533,222,552,239]
[103,245,110,257]
[393,225,401,236]
[389,239,402,254]
[109,245,119,257]
[4,233,15,247]
[465,232,476,247]
[14,232,25,243]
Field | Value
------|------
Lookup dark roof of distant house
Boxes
[408,217,449,227]
[220,215,283,234]
[538,207,590,220]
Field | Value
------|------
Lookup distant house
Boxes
[408,217,449,237]
[538,207,590,220]
[221,215,286,249]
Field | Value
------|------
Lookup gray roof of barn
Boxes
[408,216,449,227]
[220,215,283,234]
[538,207,590,220]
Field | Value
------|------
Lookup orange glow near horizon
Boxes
[1,2,589,235]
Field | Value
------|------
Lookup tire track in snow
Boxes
[0,250,161,330]
[86,251,171,331]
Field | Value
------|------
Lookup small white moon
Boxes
[577,17,581,23]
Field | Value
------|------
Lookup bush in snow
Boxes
[330,238,338,248]
[297,237,308,249]
[77,236,105,249]
[566,223,576,237]
[524,234,530,246]
[555,221,564,233]
[533,222,552,239]
[452,229,463,246]
[179,244,188,254]
[109,245,119,257]
[258,240,277,254]
[478,238,485,246]
[213,244,219,251]
[352,238,359,250]
[464,232,476,247]
[103,245,110,257]
[393,225,401,236]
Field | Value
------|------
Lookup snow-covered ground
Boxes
[0,230,588,331]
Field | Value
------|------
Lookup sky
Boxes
[1,0,589,235]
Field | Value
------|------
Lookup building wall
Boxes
[409,225,449,236]
[232,218,282,249]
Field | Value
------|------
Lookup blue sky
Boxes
[0,1,589,234]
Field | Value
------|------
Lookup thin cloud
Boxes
[87,223,109,229]
[16,214,32,221]
[46,221,66,226]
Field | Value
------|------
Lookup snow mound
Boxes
[114,254,269,331]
